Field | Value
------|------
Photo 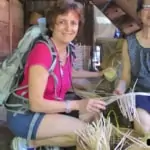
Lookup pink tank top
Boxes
[16,42,72,101]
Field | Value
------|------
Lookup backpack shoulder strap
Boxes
[68,42,76,64]
[37,36,61,99]
[35,36,57,74]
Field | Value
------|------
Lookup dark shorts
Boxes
[128,83,150,113]
[7,92,80,140]
[136,95,150,113]
[7,110,79,140]
[7,111,45,139]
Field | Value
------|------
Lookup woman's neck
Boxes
[140,26,150,39]
[51,37,67,53]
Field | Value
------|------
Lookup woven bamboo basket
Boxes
[74,86,150,150]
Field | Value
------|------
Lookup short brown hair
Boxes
[46,0,84,29]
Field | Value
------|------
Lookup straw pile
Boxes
[76,114,149,150]
[76,114,112,150]
[75,90,150,150]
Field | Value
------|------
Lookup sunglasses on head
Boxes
[143,4,150,9]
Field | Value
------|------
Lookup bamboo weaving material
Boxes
[75,89,150,124]
[76,114,149,150]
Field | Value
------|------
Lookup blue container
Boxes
[114,28,121,38]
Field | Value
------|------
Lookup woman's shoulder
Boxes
[27,42,53,69]
[31,42,50,54]
[126,33,136,41]
[30,41,55,60]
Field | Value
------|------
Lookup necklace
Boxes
[59,51,67,66]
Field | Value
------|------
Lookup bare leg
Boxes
[29,114,85,148]
[31,134,77,147]
[28,102,99,148]
[30,135,82,150]
[79,112,100,123]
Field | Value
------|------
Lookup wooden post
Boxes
[9,0,12,54]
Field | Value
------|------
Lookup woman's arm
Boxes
[28,65,79,113]
[115,40,131,93]
[72,68,103,78]
[28,65,106,113]
[121,40,131,85]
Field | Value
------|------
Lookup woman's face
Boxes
[51,10,80,44]
[140,7,150,26]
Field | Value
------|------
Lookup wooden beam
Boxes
[91,0,142,35]
[115,0,141,25]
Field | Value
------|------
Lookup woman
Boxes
[114,0,150,135]
[7,0,106,150]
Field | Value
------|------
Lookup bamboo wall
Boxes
[0,0,24,61]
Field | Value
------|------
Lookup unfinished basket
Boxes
[76,114,149,150]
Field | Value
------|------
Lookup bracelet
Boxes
[65,100,71,113]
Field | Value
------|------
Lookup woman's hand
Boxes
[113,89,123,95]
[113,80,127,95]
[77,98,106,113]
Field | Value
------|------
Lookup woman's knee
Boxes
[134,108,150,135]
[137,108,150,124]
[79,112,100,123]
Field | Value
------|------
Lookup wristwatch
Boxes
[65,100,71,113]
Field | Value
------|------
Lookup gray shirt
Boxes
[127,34,150,91]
